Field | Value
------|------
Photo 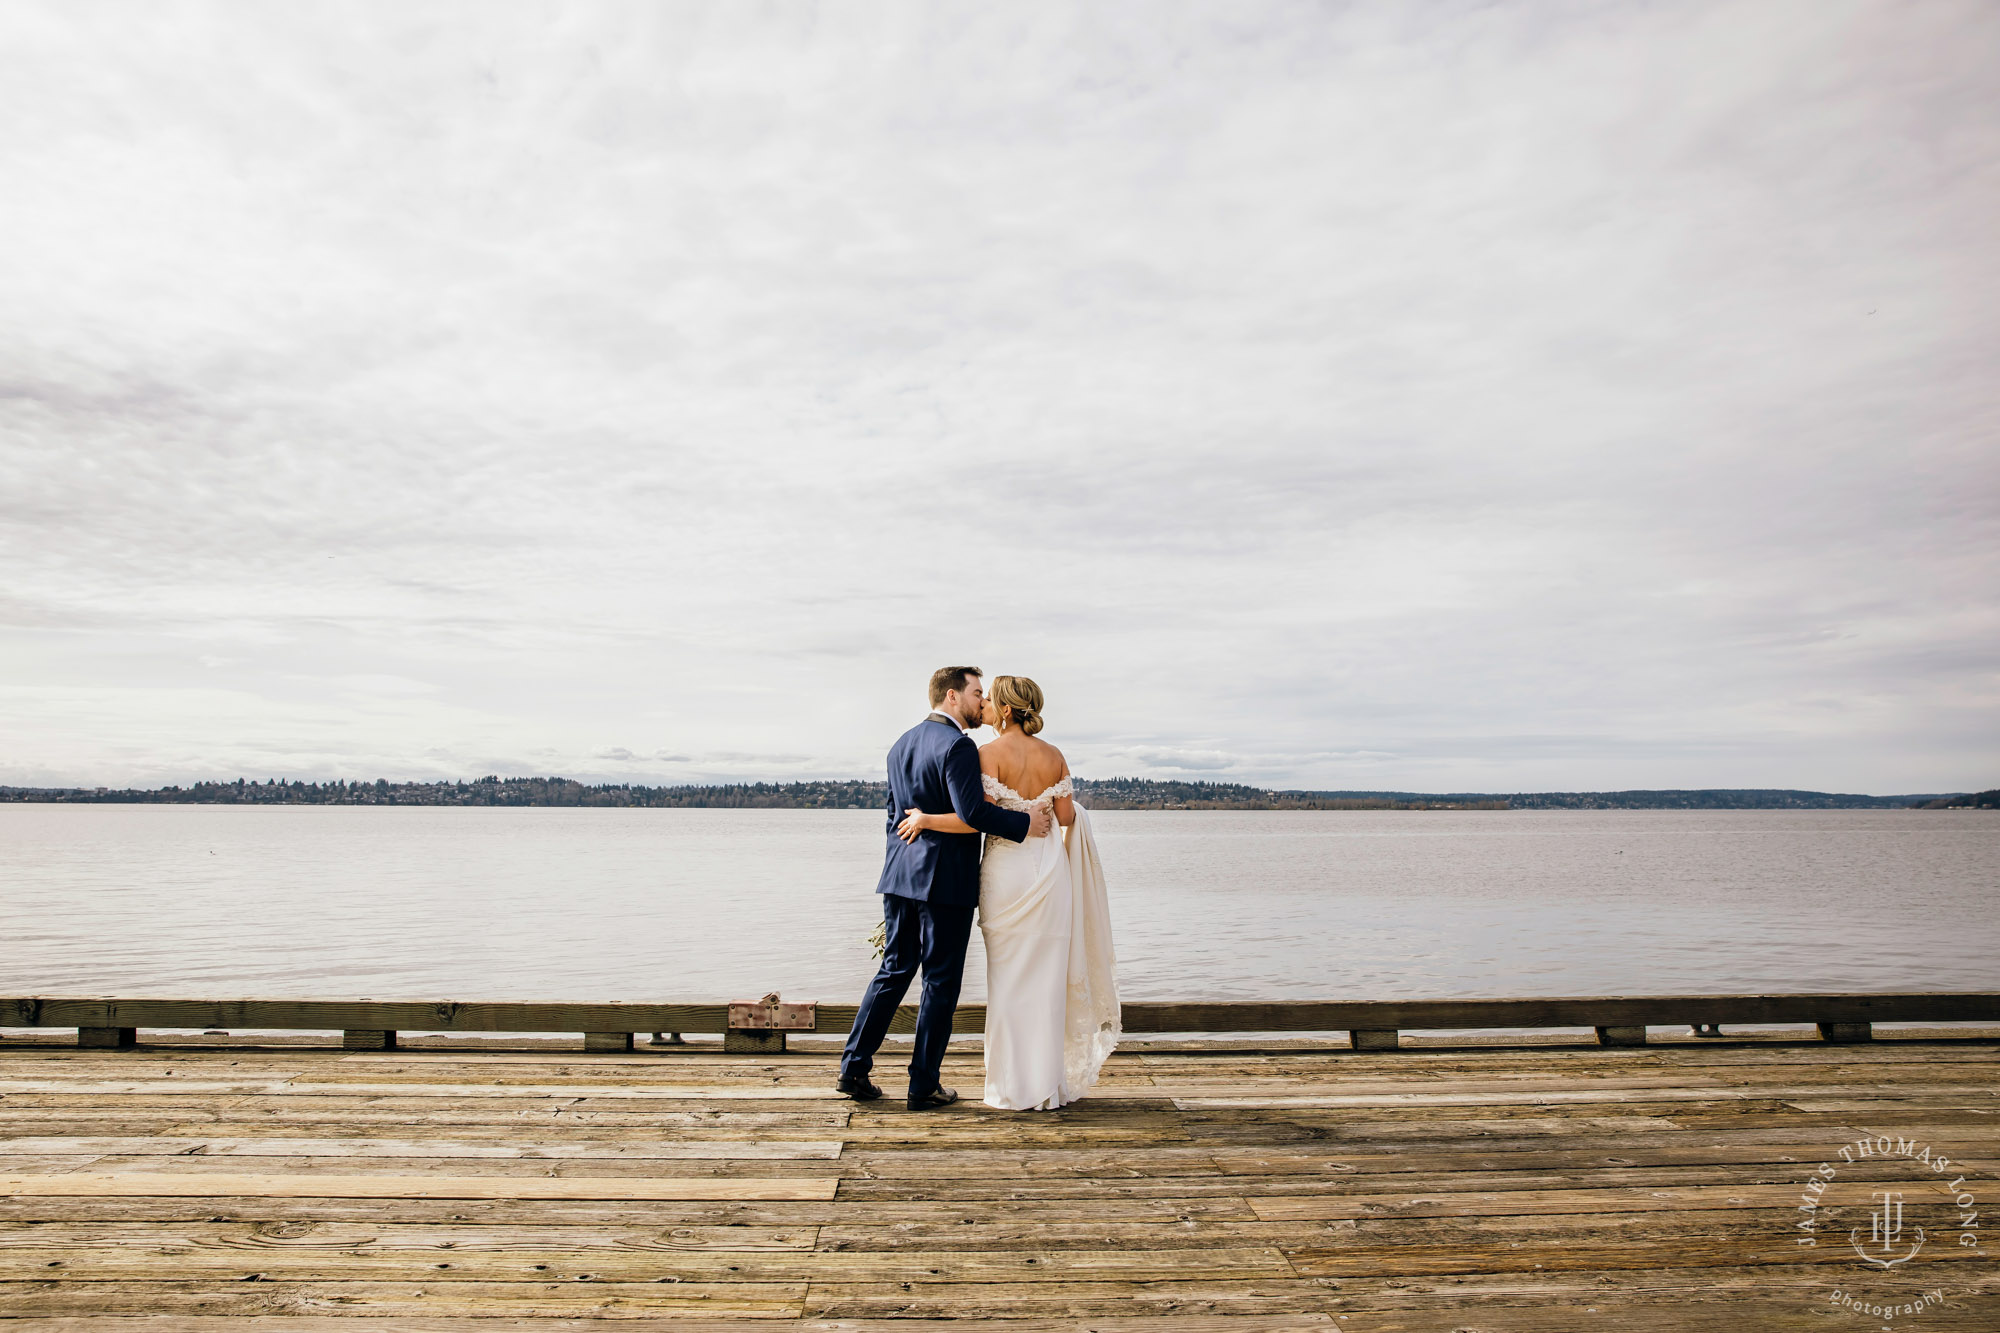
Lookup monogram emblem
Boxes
[1848,1189,1925,1269]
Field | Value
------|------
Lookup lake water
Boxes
[2,806,1994,1005]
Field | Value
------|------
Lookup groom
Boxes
[838,666,1052,1110]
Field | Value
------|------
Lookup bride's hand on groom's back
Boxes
[896,808,927,843]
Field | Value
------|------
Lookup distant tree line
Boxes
[1416,788,1953,811]
[0,777,884,808]
[1072,779,1507,810]
[0,777,1974,810]
[1914,789,1999,809]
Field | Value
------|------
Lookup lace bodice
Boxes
[982,773,1074,813]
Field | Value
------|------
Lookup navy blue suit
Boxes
[841,714,1031,1097]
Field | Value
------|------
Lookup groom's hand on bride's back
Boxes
[1027,805,1053,838]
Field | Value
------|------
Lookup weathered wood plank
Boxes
[800,1278,1343,1320]
[1184,1121,1983,1153]
[0,1220,821,1252]
[0,1113,859,1136]
[128,1119,1160,1147]
[1778,1096,2000,1113]
[810,1212,1788,1252]
[1199,1141,1955,1174]
[1285,1234,1990,1279]
[1203,1160,1950,1196]
[0,1173,837,1200]
[0,1206,1939,1253]
[1250,1175,1964,1220]
[829,1148,1225,1178]
[1158,1113,1689,1142]
[27,1157,850,1181]
[0,1137,843,1161]
[806,1268,1996,1324]
[0,1280,808,1318]
[0,1079,851,1100]
[0,1195,1263,1226]
[0,1095,851,1122]
[1324,1306,1999,1333]
[1168,1087,1758,1109]
[1,1245,1299,1283]
[1296,1263,2000,1312]
[0,1317,1344,1332]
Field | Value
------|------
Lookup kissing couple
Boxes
[838,666,1121,1111]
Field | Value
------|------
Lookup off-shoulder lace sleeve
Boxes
[980,773,1069,811]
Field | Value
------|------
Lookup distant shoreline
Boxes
[1,777,1987,811]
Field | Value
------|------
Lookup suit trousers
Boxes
[841,892,976,1097]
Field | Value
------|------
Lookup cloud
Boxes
[1,1,1996,793]
[1100,747,1242,774]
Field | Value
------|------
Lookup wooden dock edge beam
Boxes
[9,993,1983,1051]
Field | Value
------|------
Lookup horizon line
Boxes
[0,776,1978,801]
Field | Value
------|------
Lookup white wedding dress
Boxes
[977,773,1121,1110]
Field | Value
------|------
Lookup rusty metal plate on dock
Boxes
[728,1000,816,1031]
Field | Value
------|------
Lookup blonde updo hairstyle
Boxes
[990,675,1045,736]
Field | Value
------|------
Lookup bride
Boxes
[896,676,1121,1110]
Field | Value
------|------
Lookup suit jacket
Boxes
[875,714,1031,908]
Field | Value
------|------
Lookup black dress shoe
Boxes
[906,1085,959,1111]
[835,1073,883,1101]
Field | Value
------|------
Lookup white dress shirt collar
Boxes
[927,710,968,733]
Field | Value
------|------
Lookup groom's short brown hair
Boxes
[929,666,982,707]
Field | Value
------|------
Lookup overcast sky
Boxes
[2,1,1995,795]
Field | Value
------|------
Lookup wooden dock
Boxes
[2,1025,1997,1328]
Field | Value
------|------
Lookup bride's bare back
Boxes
[981,731,1074,827]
